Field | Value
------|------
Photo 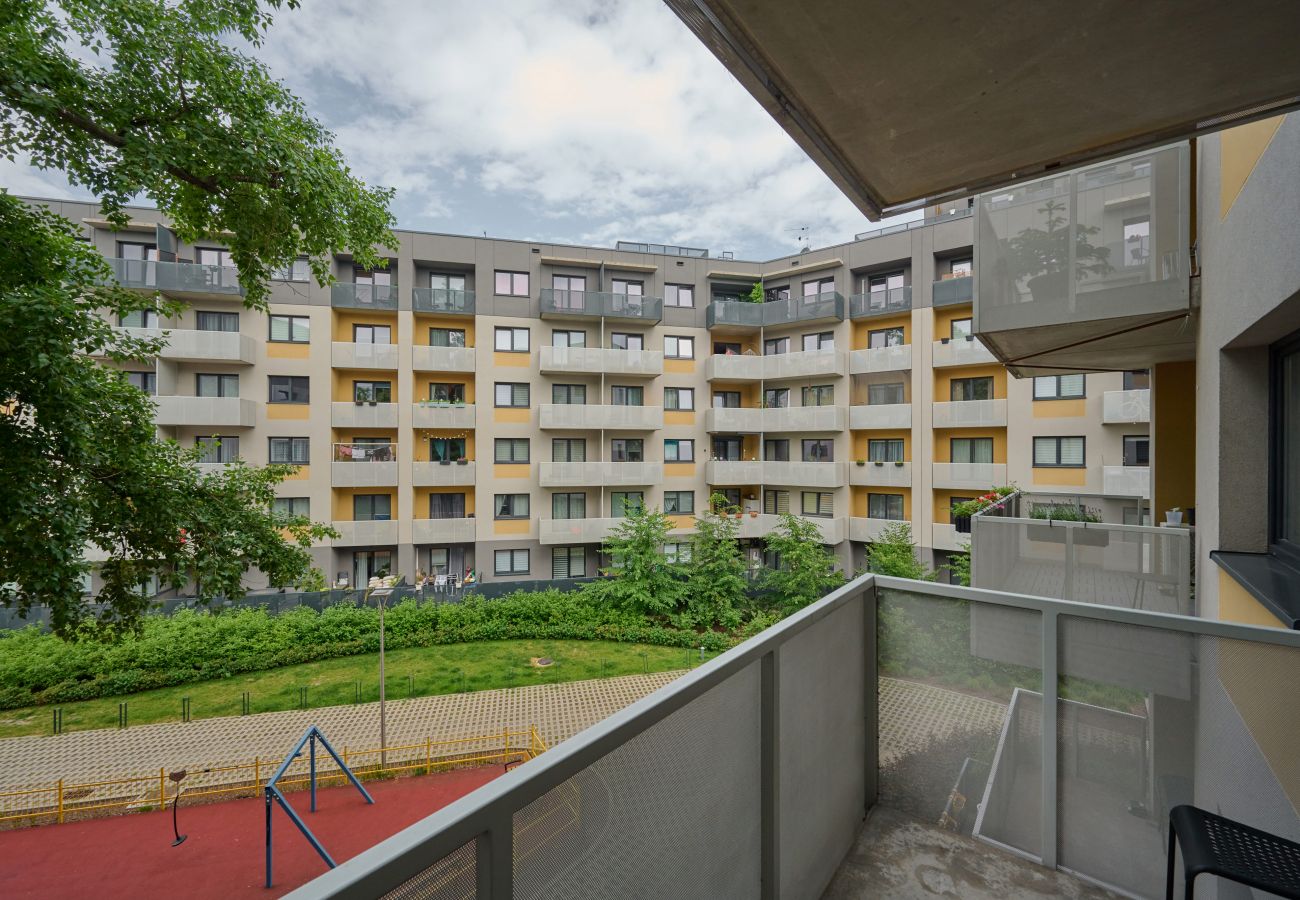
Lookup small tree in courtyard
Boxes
[583,501,684,617]
[761,514,844,612]
[945,544,972,587]
[681,493,747,629]
[864,522,935,581]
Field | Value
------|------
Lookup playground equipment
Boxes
[264,725,373,888]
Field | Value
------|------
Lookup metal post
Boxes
[476,811,514,900]
[56,779,63,824]
[760,649,780,900]
[310,734,317,812]
[1040,609,1059,869]
[425,737,431,774]
[254,757,260,790]
[264,789,273,888]
[1062,526,1075,602]
[379,596,387,769]
[863,583,879,811]
[158,768,166,809]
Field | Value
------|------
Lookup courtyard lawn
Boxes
[0,639,705,739]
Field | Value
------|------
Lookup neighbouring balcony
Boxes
[331,443,398,488]
[705,459,844,488]
[848,344,911,375]
[704,353,764,381]
[411,345,476,372]
[118,327,257,365]
[539,404,663,431]
[1103,465,1151,498]
[761,349,845,380]
[331,520,398,547]
[849,516,906,542]
[331,401,399,429]
[539,517,623,545]
[331,283,399,310]
[931,274,973,306]
[539,290,663,323]
[705,405,846,433]
[153,396,256,428]
[849,461,911,487]
[931,337,998,368]
[411,402,475,430]
[411,460,476,487]
[849,403,912,429]
[538,461,662,487]
[705,293,844,329]
[930,522,966,551]
[108,258,244,299]
[539,346,664,377]
[933,462,1008,490]
[932,398,1007,428]
[332,342,400,369]
[734,512,845,543]
[410,518,476,545]
[1102,389,1151,424]
[848,287,911,318]
[411,287,475,316]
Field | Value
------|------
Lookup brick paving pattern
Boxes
[878,677,1009,764]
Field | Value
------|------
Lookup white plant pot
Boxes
[1165,510,1184,526]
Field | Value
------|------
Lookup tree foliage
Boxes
[863,522,934,581]
[680,493,747,629]
[0,0,393,636]
[945,544,972,587]
[582,502,685,617]
[760,513,844,611]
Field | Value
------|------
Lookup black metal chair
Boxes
[1167,804,1300,899]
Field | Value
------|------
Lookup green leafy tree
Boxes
[583,502,685,617]
[681,493,747,629]
[745,281,764,303]
[761,514,844,611]
[863,522,934,581]
[0,0,394,636]
[946,544,972,587]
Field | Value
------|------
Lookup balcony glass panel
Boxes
[849,286,911,318]
[412,287,475,315]
[331,282,399,310]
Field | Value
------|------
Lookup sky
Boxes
[1,0,917,260]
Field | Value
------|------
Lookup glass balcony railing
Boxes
[331,283,399,310]
[707,293,845,328]
[539,290,663,322]
[412,287,475,315]
[931,274,973,306]
[849,286,911,318]
[108,258,244,296]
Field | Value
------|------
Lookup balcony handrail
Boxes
[332,442,397,463]
[411,286,475,314]
[853,205,972,241]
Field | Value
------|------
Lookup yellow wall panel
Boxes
[494,407,531,425]
[664,462,696,478]
[1220,115,1285,219]
[492,352,531,368]
[664,410,695,427]
[932,303,974,338]
[332,368,399,402]
[933,429,1007,463]
[1153,361,1196,517]
[494,518,530,535]
[664,359,696,375]
[412,430,475,461]
[1031,466,1088,486]
[1032,399,1086,418]
[267,342,310,360]
[266,404,310,420]
[331,487,397,521]
[414,315,476,346]
[332,309,398,342]
[493,464,532,479]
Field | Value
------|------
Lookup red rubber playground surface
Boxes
[0,766,500,899]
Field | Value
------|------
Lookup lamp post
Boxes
[368,576,396,769]
[169,770,188,846]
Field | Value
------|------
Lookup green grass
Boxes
[0,639,709,739]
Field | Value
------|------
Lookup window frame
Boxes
[272,497,310,517]
[268,436,310,465]
[494,438,530,464]
[1123,434,1151,467]
[494,549,530,576]
[552,383,587,405]
[196,372,239,398]
[195,435,239,463]
[1033,374,1086,400]
[552,492,586,519]
[268,375,310,404]
[801,439,834,462]
[664,439,695,462]
[268,314,310,343]
[610,384,644,407]
[663,491,695,515]
[951,437,994,464]
[867,493,905,520]
[428,327,467,348]
[352,380,392,403]
[196,311,239,332]
[494,493,530,520]
[951,376,994,402]
[1032,435,1087,468]
[494,326,530,353]
[551,545,586,579]
[494,270,530,297]
[664,387,695,411]
[353,493,392,521]
[494,382,530,408]
[664,283,695,308]
[664,335,695,359]
[610,438,644,463]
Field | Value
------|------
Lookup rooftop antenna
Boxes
[790,225,811,254]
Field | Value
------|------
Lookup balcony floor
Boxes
[823,805,1122,900]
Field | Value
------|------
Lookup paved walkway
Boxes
[879,678,1009,765]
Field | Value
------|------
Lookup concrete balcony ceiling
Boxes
[664,0,1300,217]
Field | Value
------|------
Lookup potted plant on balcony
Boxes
[1165,507,1184,526]
[1026,504,1108,546]
[855,458,866,467]
[950,486,1017,533]
[456,458,469,466]
[893,461,904,467]
[1007,198,1113,303]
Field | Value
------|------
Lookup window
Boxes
[495,382,530,407]
[664,335,694,359]
[269,437,309,464]
[353,494,392,521]
[494,549,529,576]
[665,284,694,307]
[125,371,156,394]
[665,439,695,462]
[713,341,742,355]
[272,257,311,282]
[196,247,234,268]
[272,497,310,517]
[552,438,586,462]
[611,492,644,517]
[951,318,973,340]
[1033,374,1085,399]
[120,308,160,329]
[552,330,585,348]
[429,493,466,519]
[763,490,790,514]
[429,327,467,347]
[713,437,742,461]
[713,391,741,408]
[610,332,644,351]
[868,493,905,520]
[765,285,791,302]
[664,491,694,514]
[611,439,643,462]
[494,270,530,297]
[665,387,694,411]
[552,546,586,579]
[495,327,529,352]
[1124,370,1151,391]
[1033,436,1086,467]
[430,272,467,293]
[802,385,834,407]
[269,314,310,343]
[552,493,586,519]
[868,439,904,462]
[803,277,834,298]
[715,489,742,510]
[353,324,392,344]
[764,439,790,461]
[951,377,993,401]
[196,373,238,397]
[950,258,973,278]
[611,385,643,406]
[196,436,239,463]
[494,494,530,519]
[802,331,834,352]
[353,380,392,403]
[1122,216,1151,267]
[550,275,586,310]
[429,438,467,462]
[354,269,391,287]
[197,311,238,332]
[494,438,529,464]
[868,383,905,405]
[763,336,790,356]
[663,542,692,564]
[865,271,904,295]
[952,437,994,464]
[429,383,466,404]
[118,240,159,261]
[802,491,833,517]
[1123,435,1150,467]
[802,439,833,462]
[552,384,586,405]
[868,327,904,349]
[611,278,642,296]
[764,387,790,408]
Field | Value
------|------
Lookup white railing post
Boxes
[1062,525,1075,602]
[1040,608,1059,869]
[760,649,780,900]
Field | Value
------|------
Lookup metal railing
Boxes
[848,286,911,318]
[412,287,475,315]
[331,283,399,310]
[614,241,708,258]
[283,574,1300,900]
[932,274,974,306]
[854,206,972,241]
[333,443,396,463]
[707,293,845,328]
[539,290,664,322]
[107,258,244,296]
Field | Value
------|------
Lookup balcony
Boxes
[331,283,399,311]
[705,406,845,433]
[848,344,911,375]
[539,517,622,545]
[933,462,1008,490]
[153,396,256,428]
[705,293,844,329]
[930,522,967,551]
[411,287,475,316]
[703,353,762,381]
[411,402,475,430]
[411,461,476,487]
[118,327,258,364]
[108,258,244,300]
[331,342,400,369]
[849,403,912,429]
[1103,465,1151,498]
[1102,388,1151,424]
[411,345,476,372]
[331,520,398,547]
[539,346,663,377]
[735,513,844,543]
[762,349,845,380]
[331,443,398,488]
[705,459,844,487]
[849,517,906,542]
[931,337,997,368]
[331,401,399,429]
[410,518,476,545]
[849,461,911,487]
[932,399,1007,428]
[931,274,973,306]
[848,286,911,318]
[539,290,663,323]
[538,461,662,487]
[539,404,663,431]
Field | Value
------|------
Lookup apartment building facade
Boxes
[38,198,1149,590]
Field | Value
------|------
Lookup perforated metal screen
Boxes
[378,838,476,900]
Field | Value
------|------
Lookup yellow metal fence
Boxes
[0,725,546,827]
